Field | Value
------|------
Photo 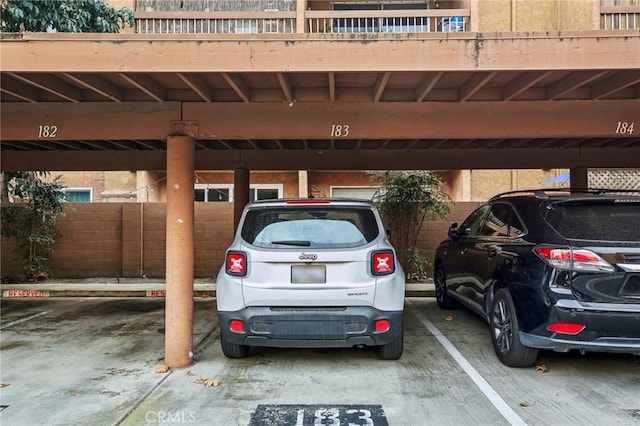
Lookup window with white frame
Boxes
[194,184,282,202]
[62,187,93,202]
[331,186,380,200]
[195,184,232,202]
[250,184,282,201]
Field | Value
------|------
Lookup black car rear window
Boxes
[241,207,380,248]
[545,201,640,241]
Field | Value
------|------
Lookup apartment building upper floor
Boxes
[113,0,639,35]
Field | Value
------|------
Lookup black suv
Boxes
[433,189,640,367]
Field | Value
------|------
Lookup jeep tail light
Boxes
[230,319,245,333]
[375,319,390,333]
[372,251,395,276]
[534,246,614,273]
[546,322,585,335]
[226,251,247,276]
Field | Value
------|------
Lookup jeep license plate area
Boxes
[291,264,326,284]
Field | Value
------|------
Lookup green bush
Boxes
[368,170,451,280]
[1,172,65,281]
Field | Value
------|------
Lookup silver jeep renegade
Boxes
[216,198,405,360]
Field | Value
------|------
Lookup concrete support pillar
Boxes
[234,167,250,233]
[165,135,194,368]
[570,166,588,191]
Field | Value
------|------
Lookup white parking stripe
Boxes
[0,310,51,330]
[407,300,527,426]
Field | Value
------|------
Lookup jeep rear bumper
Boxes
[218,307,403,348]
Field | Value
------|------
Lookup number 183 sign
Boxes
[250,404,388,426]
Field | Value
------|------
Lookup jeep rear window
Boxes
[241,207,379,248]
[546,201,640,242]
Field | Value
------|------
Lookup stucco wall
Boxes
[1,202,479,279]
[476,0,598,31]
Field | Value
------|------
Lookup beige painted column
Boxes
[296,0,307,33]
[462,170,472,201]
[469,0,480,32]
[570,166,588,191]
[234,168,250,232]
[165,135,195,368]
[298,170,309,197]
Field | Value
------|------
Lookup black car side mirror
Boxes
[448,223,459,240]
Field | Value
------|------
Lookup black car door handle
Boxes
[461,248,469,255]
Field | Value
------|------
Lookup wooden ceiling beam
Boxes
[61,73,123,102]
[104,140,134,150]
[176,73,213,102]
[4,100,638,141]
[221,73,251,103]
[373,72,391,102]
[276,72,293,104]
[416,71,443,102]
[459,72,497,102]
[132,140,161,150]
[118,73,165,102]
[591,70,640,99]
[4,146,639,172]
[328,72,336,103]
[8,72,82,102]
[75,140,110,150]
[0,76,40,102]
[547,70,610,100]
[503,71,553,101]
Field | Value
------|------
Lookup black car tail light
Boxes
[534,246,615,273]
[226,251,247,277]
[546,322,586,335]
[372,250,395,276]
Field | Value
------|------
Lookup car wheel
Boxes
[490,288,539,367]
[434,263,458,310]
[378,327,403,360]
[220,335,250,359]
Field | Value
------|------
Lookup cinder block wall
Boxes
[1,202,479,279]
[416,201,482,268]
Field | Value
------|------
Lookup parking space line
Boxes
[0,310,51,330]
[406,300,527,426]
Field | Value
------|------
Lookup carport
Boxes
[1,29,639,368]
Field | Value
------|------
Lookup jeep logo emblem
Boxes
[299,253,318,261]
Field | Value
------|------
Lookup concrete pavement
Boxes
[2,297,638,426]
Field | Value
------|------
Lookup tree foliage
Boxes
[1,172,65,281]
[368,170,451,280]
[1,0,134,33]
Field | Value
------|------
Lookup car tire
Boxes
[378,326,403,360]
[434,263,458,310]
[490,288,539,367]
[220,335,250,359]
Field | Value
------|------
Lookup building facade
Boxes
[46,1,639,203]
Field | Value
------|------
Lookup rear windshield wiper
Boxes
[271,240,311,246]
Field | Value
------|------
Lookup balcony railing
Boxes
[600,5,640,29]
[305,9,469,34]
[134,9,470,35]
[135,11,296,34]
